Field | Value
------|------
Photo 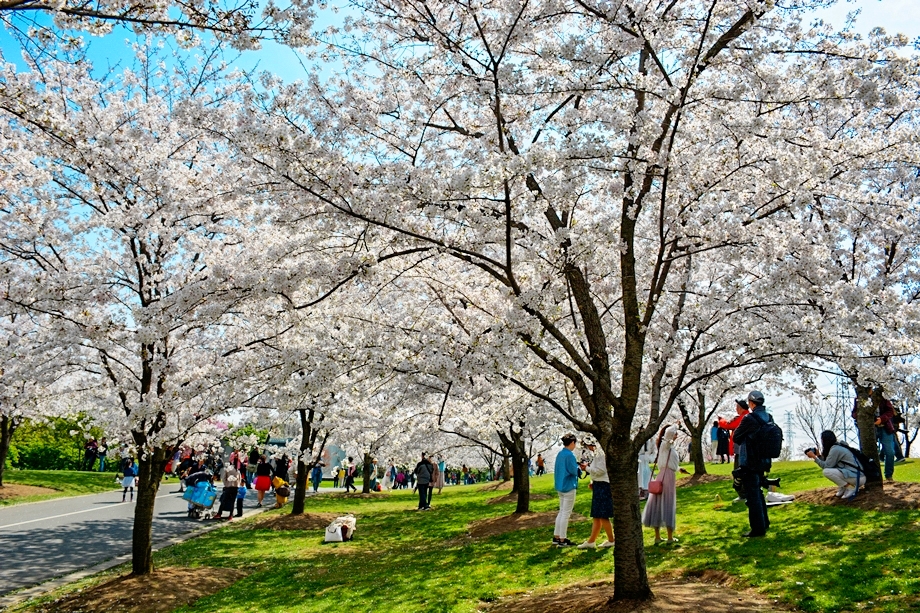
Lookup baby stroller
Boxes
[183,475,217,519]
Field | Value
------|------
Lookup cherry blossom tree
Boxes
[0,46,279,573]
[228,0,920,600]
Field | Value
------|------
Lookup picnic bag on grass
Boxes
[324,515,357,543]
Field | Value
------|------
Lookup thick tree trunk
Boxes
[498,426,530,513]
[853,384,883,489]
[362,452,373,494]
[689,432,706,476]
[0,415,20,487]
[292,457,310,515]
[607,445,652,601]
[131,445,168,575]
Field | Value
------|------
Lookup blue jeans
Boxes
[98,457,106,472]
[877,428,895,479]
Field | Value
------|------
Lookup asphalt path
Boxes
[0,482,274,597]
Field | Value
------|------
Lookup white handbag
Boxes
[324,515,357,543]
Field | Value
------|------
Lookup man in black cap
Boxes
[732,390,772,537]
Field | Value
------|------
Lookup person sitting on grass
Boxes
[805,430,865,498]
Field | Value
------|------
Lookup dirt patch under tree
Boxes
[255,512,343,531]
[481,574,785,613]
[0,484,59,501]
[468,511,587,539]
[486,493,551,505]
[676,474,729,488]
[794,480,920,511]
[36,567,246,613]
[480,480,514,491]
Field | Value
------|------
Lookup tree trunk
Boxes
[852,383,883,489]
[131,445,168,575]
[607,445,651,601]
[498,426,530,513]
[291,457,310,515]
[0,414,21,487]
[291,407,327,516]
[689,432,706,476]
[362,452,373,494]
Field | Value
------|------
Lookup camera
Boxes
[804,447,817,456]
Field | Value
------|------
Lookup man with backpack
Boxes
[732,390,779,538]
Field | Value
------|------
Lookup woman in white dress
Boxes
[642,425,680,544]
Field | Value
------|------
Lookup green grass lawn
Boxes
[10,460,920,612]
[1,470,121,505]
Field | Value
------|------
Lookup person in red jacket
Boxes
[719,399,750,501]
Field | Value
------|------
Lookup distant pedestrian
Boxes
[311,463,324,493]
[96,438,108,472]
[344,457,358,493]
[535,454,545,476]
[253,455,274,507]
[212,462,240,521]
[414,453,435,510]
[121,458,138,502]
[82,437,98,471]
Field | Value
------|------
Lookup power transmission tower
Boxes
[784,411,795,453]
[834,375,853,444]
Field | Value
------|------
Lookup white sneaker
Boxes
[576,541,596,549]
[842,486,857,498]
[835,486,847,497]
[598,540,615,548]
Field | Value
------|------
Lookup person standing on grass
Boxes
[414,452,435,510]
[731,391,772,538]
[553,433,580,547]
[96,438,108,472]
[436,456,446,494]
[82,437,98,471]
[536,454,545,476]
[719,398,750,500]
[642,425,680,545]
[577,438,614,549]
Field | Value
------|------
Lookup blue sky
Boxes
[1,1,918,81]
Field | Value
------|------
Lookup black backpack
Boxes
[748,411,784,459]
[835,443,883,483]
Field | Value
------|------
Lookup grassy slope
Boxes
[126,460,920,613]
[1,470,121,505]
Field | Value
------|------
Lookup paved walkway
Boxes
[0,483,273,603]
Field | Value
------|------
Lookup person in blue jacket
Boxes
[553,433,580,547]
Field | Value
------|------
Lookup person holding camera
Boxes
[731,391,772,538]
[805,431,865,497]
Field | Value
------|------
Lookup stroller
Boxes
[183,474,217,519]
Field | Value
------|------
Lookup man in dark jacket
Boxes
[413,453,435,510]
[732,390,772,538]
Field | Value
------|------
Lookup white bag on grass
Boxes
[324,515,357,542]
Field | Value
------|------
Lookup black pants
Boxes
[418,483,430,509]
[739,470,768,535]
[218,487,238,515]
